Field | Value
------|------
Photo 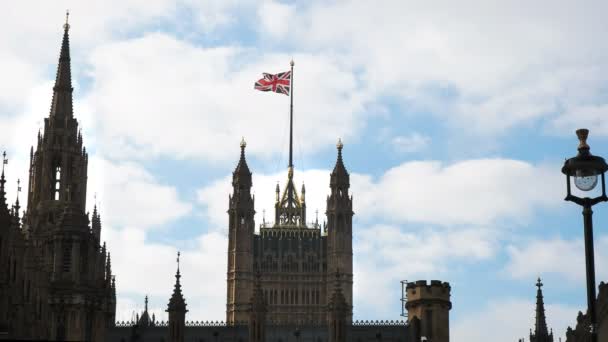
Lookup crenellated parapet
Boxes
[405,280,452,342]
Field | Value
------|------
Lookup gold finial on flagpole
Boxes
[290,59,294,67]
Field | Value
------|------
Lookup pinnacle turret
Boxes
[92,204,101,241]
[167,252,187,313]
[330,138,349,189]
[530,278,554,342]
[232,138,252,191]
[0,151,7,209]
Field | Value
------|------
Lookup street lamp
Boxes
[561,128,608,342]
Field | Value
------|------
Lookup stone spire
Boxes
[330,138,349,189]
[27,14,88,211]
[167,252,187,342]
[138,295,151,327]
[92,204,101,242]
[0,151,7,207]
[13,179,21,219]
[0,152,11,228]
[232,138,252,190]
[49,10,74,122]
[167,252,187,313]
[530,278,554,342]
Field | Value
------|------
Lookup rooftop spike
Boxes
[232,138,252,190]
[167,251,187,312]
[49,11,74,121]
[14,179,21,217]
[331,138,349,188]
[0,151,7,206]
[530,277,553,342]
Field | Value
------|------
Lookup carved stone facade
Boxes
[226,139,353,326]
[565,281,608,342]
[4,16,457,342]
[0,20,115,341]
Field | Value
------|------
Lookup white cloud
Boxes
[268,0,608,135]
[452,298,579,342]
[550,104,608,137]
[196,157,565,319]
[354,159,562,226]
[84,33,367,162]
[391,133,430,153]
[505,236,608,285]
[353,224,496,319]
[87,156,192,229]
[256,0,295,39]
[199,158,562,228]
[103,226,227,322]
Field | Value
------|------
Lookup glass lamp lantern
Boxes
[561,129,608,201]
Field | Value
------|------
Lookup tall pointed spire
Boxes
[49,10,74,121]
[530,278,554,342]
[167,251,187,312]
[232,138,252,190]
[13,179,21,218]
[92,203,101,241]
[331,138,349,188]
[0,151,7,207]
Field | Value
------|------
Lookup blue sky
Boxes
[1,1,608,341]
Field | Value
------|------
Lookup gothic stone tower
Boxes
[20,17,115,341]
[406,280,452,342]
[226,139,353,325]
[226,139,255,323]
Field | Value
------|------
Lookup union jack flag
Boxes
[254,71,291,96]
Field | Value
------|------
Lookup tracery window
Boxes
[54,165,61,200]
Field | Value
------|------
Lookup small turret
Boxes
[138,295,152,327]
[530,278,554,342]
[0,152,10,225]
[330,138,349,190]
[233,138,252,191]
[105,252,112,287]
[405,280,452,342]
[91,204,101,242]
[167,252,187,342]
[227,139,255,324]
[326,139,354,320]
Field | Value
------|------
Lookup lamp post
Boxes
[561,128,608,342]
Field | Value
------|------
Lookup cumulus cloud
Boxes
[354,159,562,226]
[196,157,563,320]
[199,158,562,228]
[353,224,496,318]
[269,1,608,135]
[83,33,368,162]
[103,226,227,322]
[550,104,608,136]
[391,133,430,153]
[87,156,192,229]
[452,298,579,342]
[505,236,608,285]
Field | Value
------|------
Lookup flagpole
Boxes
[289,60,294,170]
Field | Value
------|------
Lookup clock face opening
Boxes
[574,174,598,191]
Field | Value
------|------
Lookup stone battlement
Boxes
[406,280,451,304]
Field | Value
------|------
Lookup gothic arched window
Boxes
[54,165,61,200]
